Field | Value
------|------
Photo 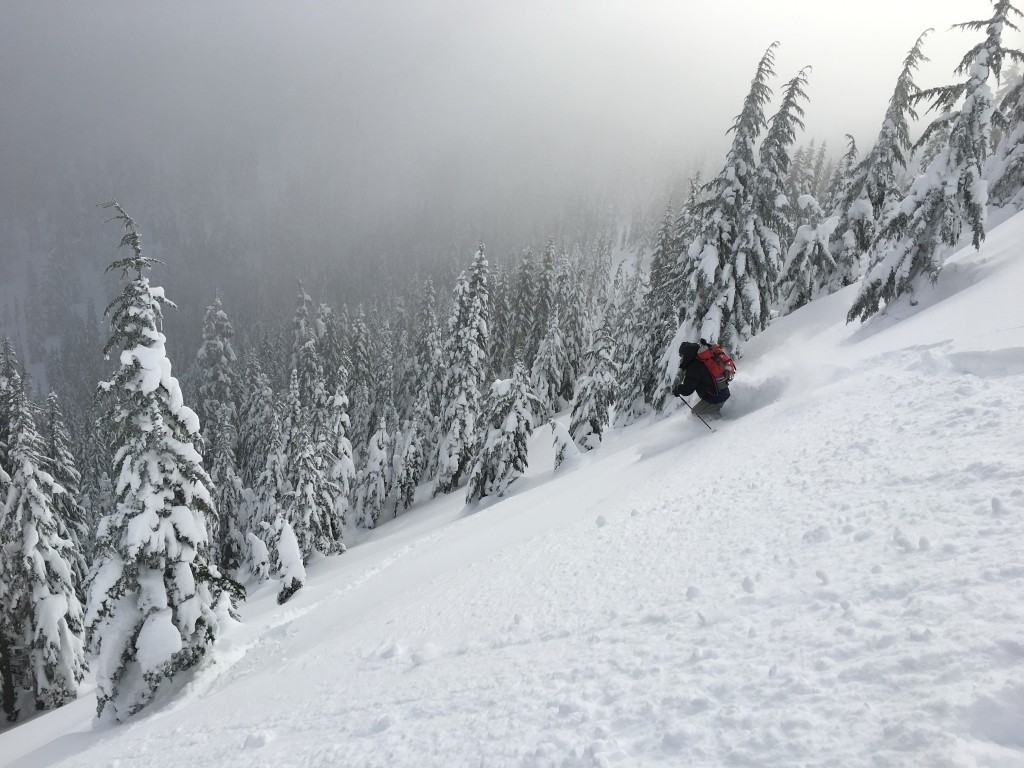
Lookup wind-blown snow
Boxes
[4,215,1024,766]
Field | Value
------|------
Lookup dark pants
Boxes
[691,399,724,418]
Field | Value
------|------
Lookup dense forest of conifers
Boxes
[1,1,1023,725]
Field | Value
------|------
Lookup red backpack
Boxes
[696,341,736,396]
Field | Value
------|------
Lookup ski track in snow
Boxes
[4,219,1024,767]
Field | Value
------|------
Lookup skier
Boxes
[672,340,733,419]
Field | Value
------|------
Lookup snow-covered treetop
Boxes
[916,2,1022,127]
[849,30,931,213]
[100,202,175,365]
[728,42,778,160]
[757,65,811,233]
[695,42,778,222]
[952,1,1023,91]
[100,201,162,283]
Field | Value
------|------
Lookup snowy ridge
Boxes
[3,213,1024,766]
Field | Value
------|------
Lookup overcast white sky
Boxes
[0,0,1018,260]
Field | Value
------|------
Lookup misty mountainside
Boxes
[3,209,1023,768]
[2,2,1024,765]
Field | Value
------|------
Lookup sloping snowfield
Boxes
[4,214,1024,767]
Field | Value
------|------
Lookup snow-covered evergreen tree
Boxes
[244,408,288,582]
[840,31,931,318]
[433,247,489,495]
[555,254,587,403]
[822,136,865,288]
[195,297,237,453]
[809,140,832,202]
[643,204,683,410]
[410,279,443,475]
[289,282,314,372]
[323,386,356,531]
[613,260,650,427]
[85,203,221,722]
[78,412,113,565]
[280,369,305,464]
[0,371,86,712]
[209,404,245,573]
[41,391,89,591]
[757,67,811,275]
[0,338,23,476]
[315,302,351,397]
[236,355,276,488]
[509,248,538,367]
[569,323,618,451]
[850,5,1022,321]
[686,43,778,351]
[532,238,557,364]
[283,390,342,559]
[780,196,841,313]
[990,69,1024,206]
[346,385,370,467]
[666,176,704,333]
[465,363,539,503]
[348,305,372,395]
[356,418,389,528]
[530,307,567,418]
[487,264,512,378]
[825,135,860,214]
[395,389,430,511]
[0,460,13,720]
[273,517,305,605]
[550,419,581,471]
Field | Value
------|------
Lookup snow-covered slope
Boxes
[4,214,1024,767]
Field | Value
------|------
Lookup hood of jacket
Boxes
[678,341,700,367]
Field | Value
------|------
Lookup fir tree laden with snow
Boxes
[410,279,443,475]
[612,259,650,427]
[243,408,287,583]
[209,404,245,574]
[356,418,389,528]
[990,67,1024,207]
[395,389,430,511]
[756,66,811,283]
[823,135,865,288]
[840,31,930,319]
[641,204,682,410]
[273,517,305,605]
[85,203,222,722]
[780,196,841,313]
[433,247,490,495]
[0,338,24,477]
[554,254,587,403]
[0,371,86,713]
[686,43,778,351]
[323,385,356,530]
[235,355,276,489]
[42,391,89,592]
[465,363,539,503]
[282,371,343,558]
[569,322,618,451]
[850,8,1023,321]
[530,307,568,419]
[195,297,238,455]
[0,460,14,721]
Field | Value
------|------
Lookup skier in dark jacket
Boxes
[672,341,730,418]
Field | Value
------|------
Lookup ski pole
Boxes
[678,394,714,431]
